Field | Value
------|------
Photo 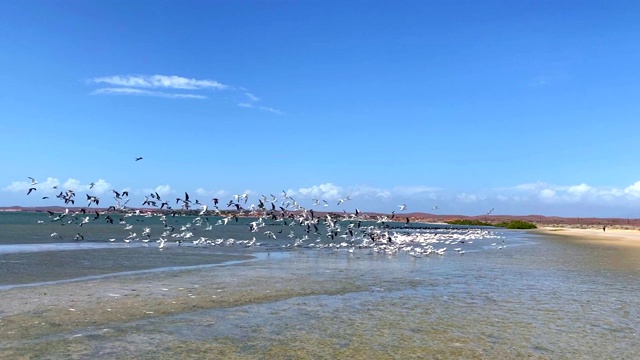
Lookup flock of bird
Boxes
[25,158,505,257]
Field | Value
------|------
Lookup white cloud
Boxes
[62,178,112,194]
[539,189,556,199]
[3,181,29,192]
[90,179,111,194]
[624,181,640,197]
[195,188,227,198]
[88,74,281,114]
[350,185,392,199]
[244,92,260,102]
[90,75,230,90]
[505,180,640,204]
[92,87,207,99]
[63,178,82,191]
[296,183,344,200]
[456,193,479,203]
[513,182,548,191]
[392,185,440,196]
[140,185,174,198]
[566,183,592,196]
[258,106,283,115]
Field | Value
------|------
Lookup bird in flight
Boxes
[135,156,143,161]
[28,177,37,185]
[27,187,36,195]
[398,204,407,211]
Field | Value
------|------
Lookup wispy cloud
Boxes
[90,75,230,90]
[258,106,283,115]
[236,90,283,114]
[92,87,207,99]
[88,74,282,113]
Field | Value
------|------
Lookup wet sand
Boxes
[0,252,431,358]
[2,243,639,359]
[532,226,640,248]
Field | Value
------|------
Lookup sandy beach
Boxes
[532,226,640,248]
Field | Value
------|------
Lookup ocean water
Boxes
[0,211,639,358]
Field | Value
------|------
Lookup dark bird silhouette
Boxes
[86,194,99,206]
[135,156,143,161]
[27,188,36,195]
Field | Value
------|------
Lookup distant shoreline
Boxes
[2,206,640,229]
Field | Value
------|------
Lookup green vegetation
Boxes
[495,220,537,229]
[446,219,537,229]
[445,219,493,226]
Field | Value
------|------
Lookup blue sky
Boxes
[2,1,640,217]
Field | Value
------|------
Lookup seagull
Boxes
[27,188,36,195]
[86,194,100,206]
[89,182,95,189]
[28,177,38,185]
[398,204,407,211]
[135,156,143,161]
[74,233,84,241]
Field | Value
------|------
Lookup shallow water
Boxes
[0,212,639,358]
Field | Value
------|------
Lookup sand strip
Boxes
[531,227,640,248]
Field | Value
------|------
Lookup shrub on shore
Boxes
[446,219,537,229]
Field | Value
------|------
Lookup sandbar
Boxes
[532,226,640,248]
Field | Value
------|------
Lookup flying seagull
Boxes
[27,187,36,195]
[135,156,143,161]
